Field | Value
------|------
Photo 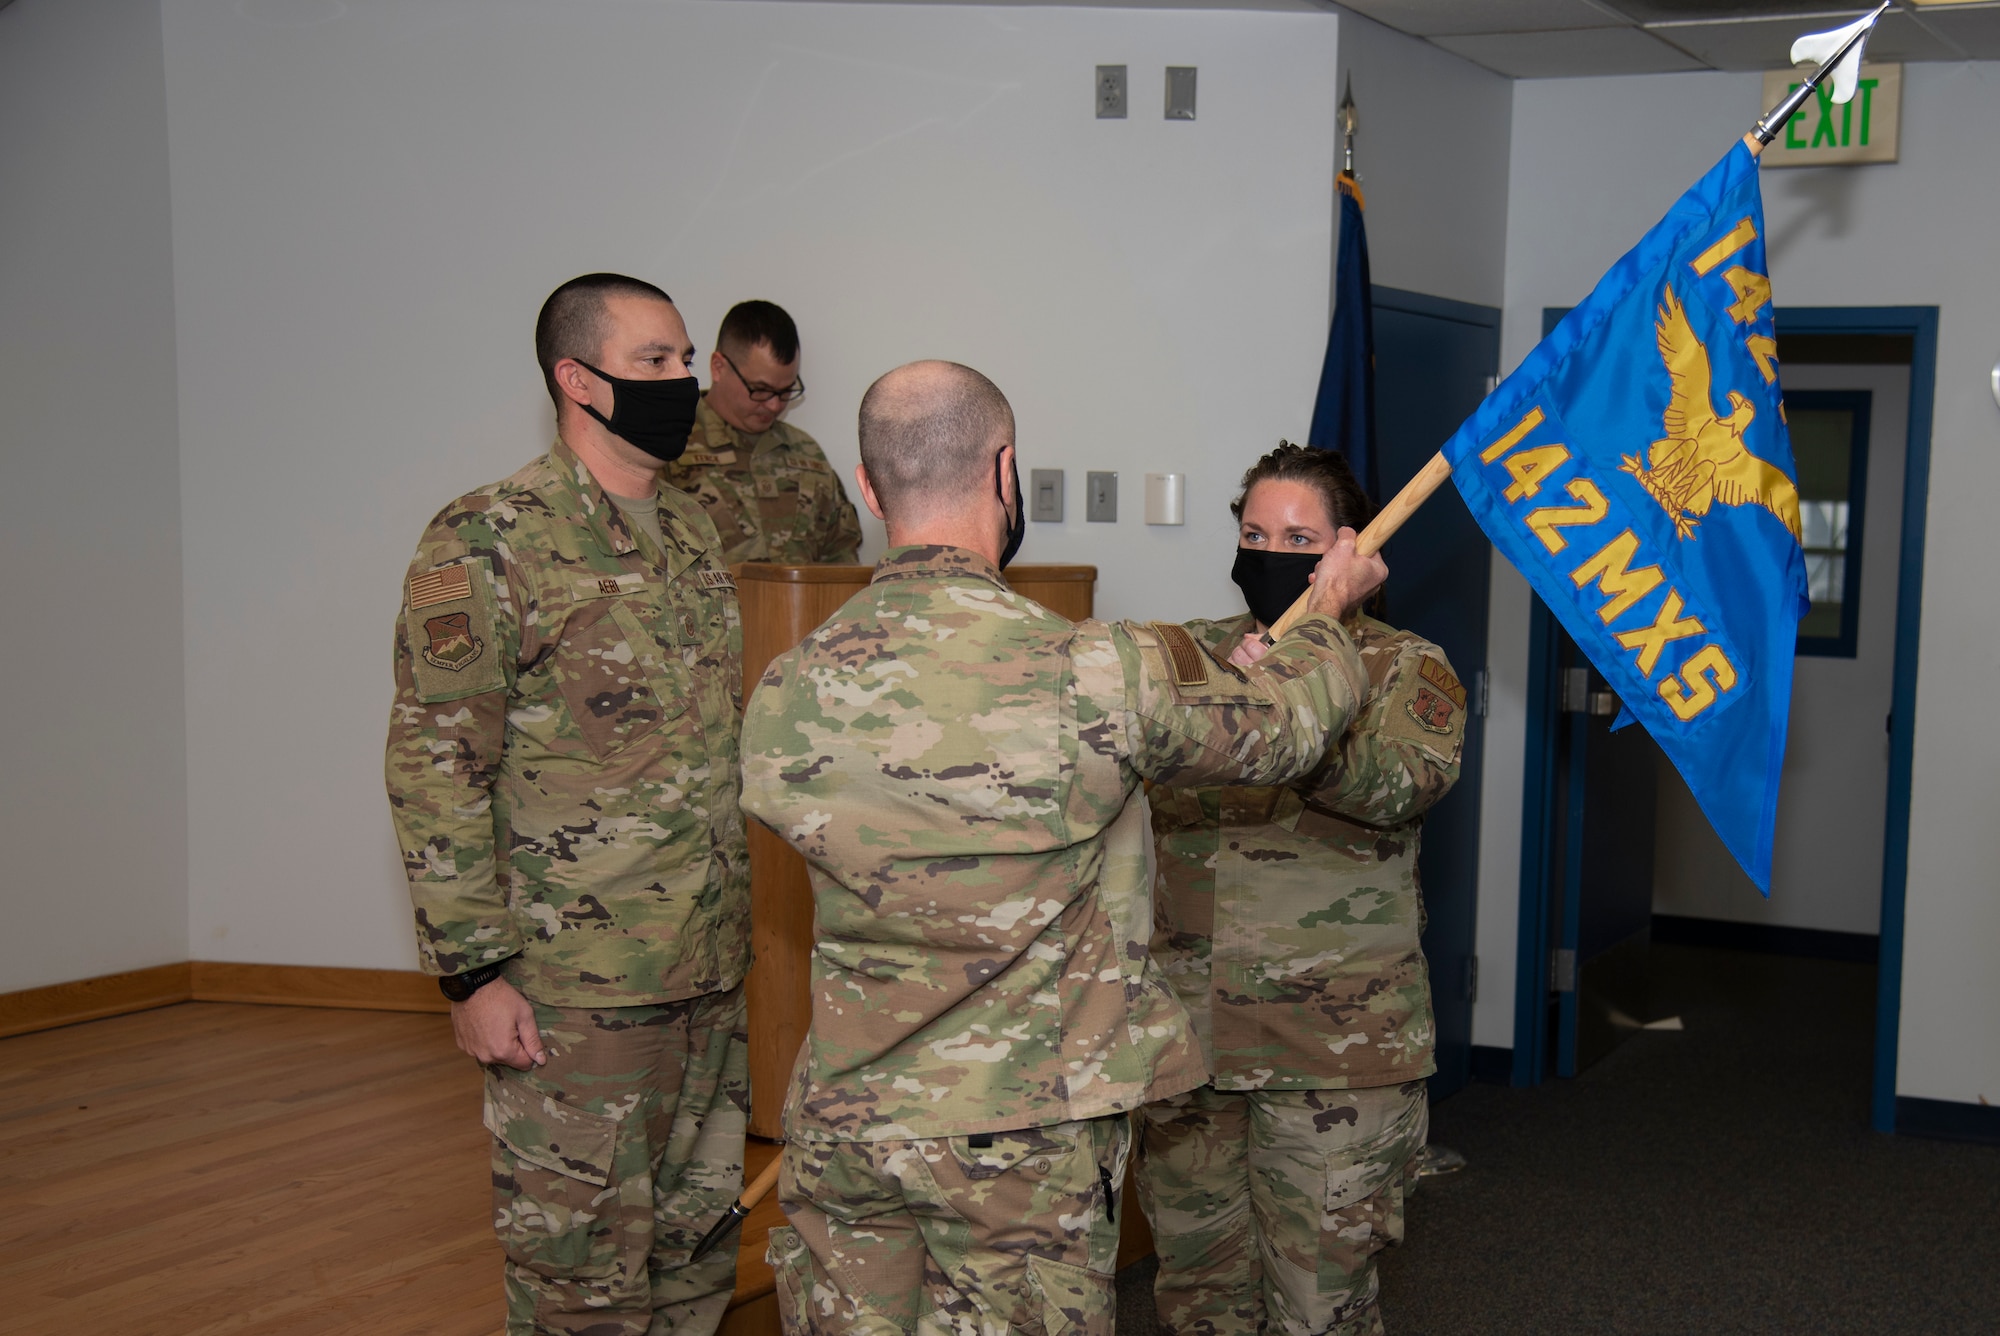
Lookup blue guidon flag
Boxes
[1443,141,1808,893]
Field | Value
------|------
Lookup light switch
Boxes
[1145,473,1184,525]
[1086,472,1118,523]
[1030,468,1064,522]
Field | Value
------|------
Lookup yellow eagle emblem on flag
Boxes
[1621,284,1802,544]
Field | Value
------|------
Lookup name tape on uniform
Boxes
[574,572,650,600]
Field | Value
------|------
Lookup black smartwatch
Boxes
[437,958,511,1002]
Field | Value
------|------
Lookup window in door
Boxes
[1787,389,1871,658]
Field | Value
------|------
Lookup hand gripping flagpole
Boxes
[1265,1,1889,644]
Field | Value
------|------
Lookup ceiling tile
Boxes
[1648,10,1968,69]
[1596,0,1861,21]
[1915,3,2000,58]
[1432,25,1707,76]
[1336,0,1630,37]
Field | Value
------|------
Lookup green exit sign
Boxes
[1760,63,1901,167]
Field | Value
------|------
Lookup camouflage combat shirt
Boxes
[384,439,749,1007]
[661,395,863,565]
[737,546,1371,1142]
[1149,612,1463,1090]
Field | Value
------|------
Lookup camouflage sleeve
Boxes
[1099,613,1369,789]
[1306,639,1465,825]
[819,475,863,564]
[382,504,527,976]
[797,437,863,563]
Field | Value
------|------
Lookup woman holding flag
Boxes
[1136,441,1463,1336]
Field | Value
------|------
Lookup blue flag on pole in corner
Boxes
[1441,142,1808,893]
[1308,174,1378,503]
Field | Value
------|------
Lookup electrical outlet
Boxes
[1086,472,1118,523]
[1165,66,1197,121]
[1030,469,1064,522]
[1095,65,1127,119]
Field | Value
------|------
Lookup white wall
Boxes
[1333,9,1512,309]
[161,0,1343,971]
[0,0,189,992]
[1482,63,2000,1107]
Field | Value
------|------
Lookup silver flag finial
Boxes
[1338,75,1358,174]
[1752,1,1890,145]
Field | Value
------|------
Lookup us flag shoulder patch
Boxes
[408,563,473,610]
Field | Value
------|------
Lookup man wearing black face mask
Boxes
[737,363,1387,1336]
[385,273,750,1336]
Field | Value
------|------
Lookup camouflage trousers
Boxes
[767,1115,1132,1336]
[483,987,749,1336]
[1134,1082,1427,1336]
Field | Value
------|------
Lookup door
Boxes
[1546,627,1659,1077]
[1649,369,1906,936]
[1370,287,1499,1099]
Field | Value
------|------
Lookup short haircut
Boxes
[534,273,674,408]
[717,300,800,364]
[857,361,1014,518]
[1230,440,1376,533]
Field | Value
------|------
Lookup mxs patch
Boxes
[1417,656,1466,709]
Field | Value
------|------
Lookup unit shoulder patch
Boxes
[404,558,504,703]
[1404,687,1458,736]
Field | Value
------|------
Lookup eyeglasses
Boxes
[718,349,805,405]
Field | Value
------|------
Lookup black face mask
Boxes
[997,451,1026,569]
[1231,547,1320,628]
[574,361,700,463]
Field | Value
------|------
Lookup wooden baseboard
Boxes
[190,962,448,1014]
[0,962,194,1040]
[1,961,447,1038]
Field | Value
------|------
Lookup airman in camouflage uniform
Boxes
[662,300,862,565]
[736,361,1388,1336]
[386,274,749,1336]
[1136,445,1464,1336]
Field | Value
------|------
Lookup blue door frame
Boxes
[1509,306,1938,1135]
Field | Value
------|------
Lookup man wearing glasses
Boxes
[665,300,864,564]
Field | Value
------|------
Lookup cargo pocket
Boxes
[1026,1254,1116,1336]
[766,1225,830,1336]
[1310,1095,1426,1332]
[484,1070,622,1282]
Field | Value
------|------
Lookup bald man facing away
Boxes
[737,360,1389,1336]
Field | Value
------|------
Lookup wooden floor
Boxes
[0,1002,786,1336]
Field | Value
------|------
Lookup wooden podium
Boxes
[735,562,1096,1139]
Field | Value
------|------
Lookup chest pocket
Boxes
[550,597,691,759]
